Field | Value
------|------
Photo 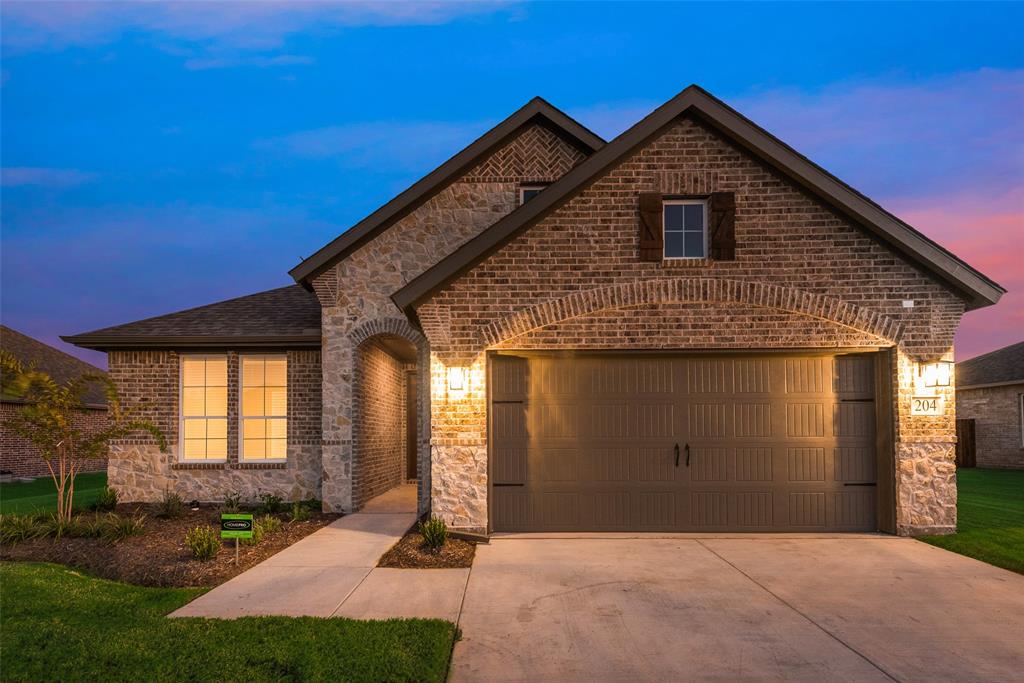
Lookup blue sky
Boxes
[2,1,1022,367]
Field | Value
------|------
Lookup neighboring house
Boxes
[1,326,109,480]
[956,342,1024,469]
[65,86,1004,536]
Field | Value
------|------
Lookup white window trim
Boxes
[519,184,547,205]
[178,353,228,463]
[239,353,289,464]
[663,198,708,260]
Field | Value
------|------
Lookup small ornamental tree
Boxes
[0,350,167,522]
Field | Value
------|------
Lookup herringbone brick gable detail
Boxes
[464,123,587,181]
[478,278,903,348]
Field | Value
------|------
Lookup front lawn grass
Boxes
[0,472,107,515]
[1,562,457,682]
[919,468,1024,575]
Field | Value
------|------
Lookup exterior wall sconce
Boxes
[920,361,953,388]
[447,366,467,391]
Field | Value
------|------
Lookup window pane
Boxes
[264,358,287,386]
[267,418,287,439]
[205,387,227,416]
[207,418,227,439]
[242,388,265,417]
[684,204,704,230]
[684,231,705,258]
[207,439,227,459]
[664,204,685,230]
[182,358,205,387]
[183,420,206,439]
[205,358,227,387]
[182,387,205,416]
[183,439,206,459]
[266,386,287,416]
[244,418,266,439]
[269,439,287,459]
[244,439,266,459]
[664,231,686,258]
[242,357,265,387]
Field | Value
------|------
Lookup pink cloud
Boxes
[886,188,1024,360]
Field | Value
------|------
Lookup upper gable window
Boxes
[664,199,707,259]
[520,184,547,205]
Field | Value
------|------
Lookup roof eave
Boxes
[61,334,322,352]
[289,98,605,286]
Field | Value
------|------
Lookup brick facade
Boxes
[0,402,108,479]
[106,349,322,502]
[311,123,589,513]
[353,339,410,507]
[418,116,964,534]
[957,384,1024,468]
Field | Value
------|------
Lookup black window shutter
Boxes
[709,192,736,260]
[638,192,663,261]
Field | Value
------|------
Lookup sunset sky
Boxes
[2,1,1021,368]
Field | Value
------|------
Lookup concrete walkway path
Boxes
[171,485,468,621]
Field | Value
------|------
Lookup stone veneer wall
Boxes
[106,349,322,503]
[417,115,964,535]
[353,339,409,507]
[311,123,590,513]
[0,402,108,479]
[957,383,1024,469]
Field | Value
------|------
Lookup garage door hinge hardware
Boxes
[843,482,877,487]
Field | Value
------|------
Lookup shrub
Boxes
[101,513,146,542]
[256,492,284,515]
[67,514,104,538]
[92,486,119,512]
[156,488,185,519]
[240,519,265,546]
[185,526,221,561]
[35,512,74,540]
[259,515,282,534]
[221,491,243,514]
[289,501,311,523]
[0,514,39,545]
[419,516,448,551]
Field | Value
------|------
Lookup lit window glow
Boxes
[180,356,228,461]
[241,356,288,461]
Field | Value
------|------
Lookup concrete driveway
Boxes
[450,536,1024,682]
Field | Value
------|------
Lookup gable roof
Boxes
[1,326,108,406]
[392,85,1005,314]
[957,341,1024,388]
[63,285,321,351]
[288,97,605,286]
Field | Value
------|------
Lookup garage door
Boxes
[490,352,879,532]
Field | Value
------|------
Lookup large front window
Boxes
[241,355,288,461]
[180,355,228,461]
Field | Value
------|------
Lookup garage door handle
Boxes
[685,443,691,468]
[674,443,680,467]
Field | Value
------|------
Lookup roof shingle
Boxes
[957,341,1024,388]
[63,285,321,351]
[1,326,108,405]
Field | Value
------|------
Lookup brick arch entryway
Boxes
[349,319,430,513]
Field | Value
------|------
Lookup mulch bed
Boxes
[0,504,340,588]
[377,530,475,569]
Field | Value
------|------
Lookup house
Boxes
[65,86,1004,536]
[1,326,109,480]
[956,342,1023,469]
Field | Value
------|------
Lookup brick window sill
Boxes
[234,462,288,470]
[660,258,713,268]
[172,462,226,470]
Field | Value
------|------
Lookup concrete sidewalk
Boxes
[171,485,468,621]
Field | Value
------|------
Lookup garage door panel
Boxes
[491,352,879,532]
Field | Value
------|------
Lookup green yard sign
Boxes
[221,513,254,539]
